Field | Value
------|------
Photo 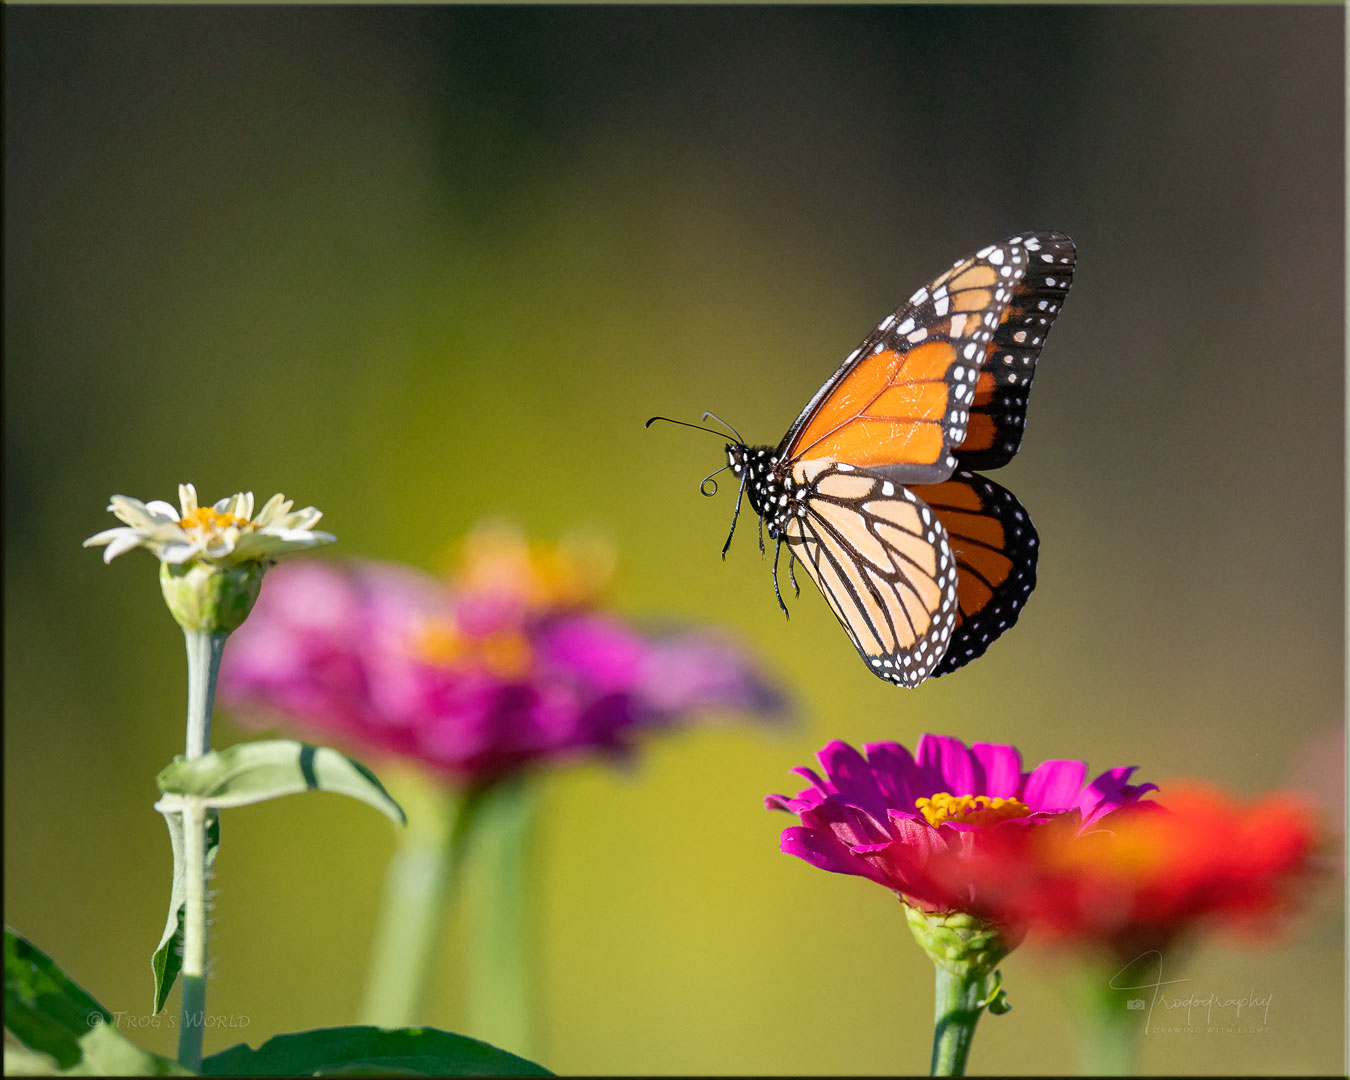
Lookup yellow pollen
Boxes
[179,506,251,534]
[916,792,1032,827]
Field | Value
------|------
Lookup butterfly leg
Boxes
[771,539,790,619]
[720,471,749,559]
[787,549,801,597]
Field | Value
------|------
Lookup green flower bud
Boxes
[904,904,1023,977]
[159,559,265,635]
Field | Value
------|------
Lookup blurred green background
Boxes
[5,5,1344,1075]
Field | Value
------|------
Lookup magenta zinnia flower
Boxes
[219,528,787,784]
[767,734,1158,920]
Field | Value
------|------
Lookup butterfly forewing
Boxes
[777,234,1063,485]
[956,232,1076,470]
[781,463,959,687]
[910,470,1039,677]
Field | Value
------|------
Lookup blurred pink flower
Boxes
[766,734,1157,918]
[219,530,786,784]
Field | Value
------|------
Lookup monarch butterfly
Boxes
[649,231,1075,686]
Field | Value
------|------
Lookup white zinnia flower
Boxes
[84,483,336,565]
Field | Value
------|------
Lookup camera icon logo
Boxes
[1126,999,1146,1011]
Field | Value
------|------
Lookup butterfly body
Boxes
[659,231,1075,687]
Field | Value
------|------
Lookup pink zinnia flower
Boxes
[767,734,1158,921]
[219,529,786,784]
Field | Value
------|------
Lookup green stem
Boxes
[1077,965,1139,1075]
[176,629,226,1070]
[464,777,538,1055]
[182,630,227,758]
[359,777,485,1027]
[930,965,987,1076]
[176,799,208,1070]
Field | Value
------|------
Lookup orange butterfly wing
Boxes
[909,470,1039,677]
[778,233,1069,485]
[955,232,1076,470]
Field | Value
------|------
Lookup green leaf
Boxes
[151,810,220,1014]
[982,969,1012,1015]
[3,927,188,1076]
[202,1026,553,1077]
[156,740,406,825]
[4,1042,60,1075]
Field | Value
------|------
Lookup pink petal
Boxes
[972,742,1023,798]
[1022,759,1088,811]
[780,826,891,886]
[916,734,977,795]
[863,741,924,812]
[816,740,889,820]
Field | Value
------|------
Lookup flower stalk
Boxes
[176,628,227,1071]
[930,964,988,1076]
[183,630,228,757]
[464,776,539,1056]
[1077,967,1139,1077]
[359,775,485,1027]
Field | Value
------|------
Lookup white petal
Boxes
[83,526,131,548]
[147,522,191,544]
[253,493,289,526]
[102,531,147,562]
[203,530,239,558]
[157,539,200,564]
[178,483,198,517]
[108,496,164,530]
[144,500,182,521]
[280,506,323,530]
[269,527,334,544]
[237,492,255,520]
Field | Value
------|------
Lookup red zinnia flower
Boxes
[947,782,1324,956]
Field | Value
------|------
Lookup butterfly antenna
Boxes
[645,415,734,440]
[699,410,745,445]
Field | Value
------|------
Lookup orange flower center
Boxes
[414,621,533,680]
[916,792,1032,827]
[179,506,252,534]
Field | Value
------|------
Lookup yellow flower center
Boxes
[448,525,613,613]
[179,506,252,535]
[916,792,1033,827]
[413,620,533,680]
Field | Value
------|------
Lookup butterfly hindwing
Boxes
[778,233,1066,485]
[779,462,959,687]
[909,470,1039,677]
